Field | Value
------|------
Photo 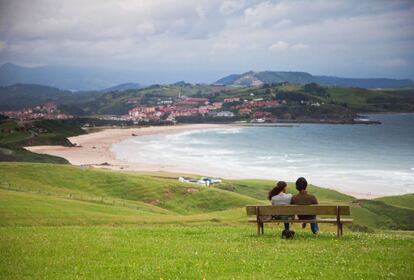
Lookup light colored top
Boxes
[271,192,292,205]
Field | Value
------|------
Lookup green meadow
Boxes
[1,162,413,279]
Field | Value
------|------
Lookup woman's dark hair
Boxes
[296,177,308,191]
[268,181,287,200]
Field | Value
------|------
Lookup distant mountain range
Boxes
[0,63,142,91]
[215,71,414,89]
[1,63,413,90]
[0,83,105,113]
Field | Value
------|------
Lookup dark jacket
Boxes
[291,191,318,219]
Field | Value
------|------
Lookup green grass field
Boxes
[1,227,413,280]
[1,162,413,279]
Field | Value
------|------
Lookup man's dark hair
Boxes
[295,177,308,191]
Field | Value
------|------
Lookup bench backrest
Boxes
[246,205,350,216]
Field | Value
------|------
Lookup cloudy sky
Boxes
[0,0,413,83]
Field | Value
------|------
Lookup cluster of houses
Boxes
[127,97,226,122]
[0,102,72,121]
[127,95,281,123]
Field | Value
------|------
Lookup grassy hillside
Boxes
[0,119,84,163]
[327,87,414,112]
[0,119,31,144]
[16,119,85,147]
[0,146,68,164]
[1,162,414,279]
[351,199,414,230]
[0,163,260,221]
[376,193,414,210]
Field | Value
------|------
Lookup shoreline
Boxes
[26,123,384,199]
[25,124,231,169]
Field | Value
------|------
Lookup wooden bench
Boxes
[246,205,353,237]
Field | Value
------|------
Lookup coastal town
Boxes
[0,90,284,124]
[125,93,282,123]
[0,102,72,121]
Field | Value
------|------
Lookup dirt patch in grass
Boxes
[145,199,160,206]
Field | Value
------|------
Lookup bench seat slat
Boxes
[248,218,353,223]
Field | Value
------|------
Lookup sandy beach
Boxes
[25,124,232,173]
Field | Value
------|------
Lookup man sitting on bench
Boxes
[291,177,319,234]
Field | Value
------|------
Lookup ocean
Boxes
[112,113,414,197]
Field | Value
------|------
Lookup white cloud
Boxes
[268,41,290,51]
[269,42,309,51]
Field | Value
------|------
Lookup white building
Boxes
[216,111,235,117]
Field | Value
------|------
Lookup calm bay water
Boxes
[112,114,414,197]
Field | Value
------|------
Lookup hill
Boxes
[83,83,215,115]
[0,83,107,115]
[101,82,143,93]
[376,193,414,210]
[216,71,414,89]
[0,83,213,115]
[1,162,413,279]
[0,163,258,212]
[216,82,414,114]
[0,63,137,91]
[0,83,73,110]
[326,87,414,112]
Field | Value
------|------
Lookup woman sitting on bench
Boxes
[268,181,294,236]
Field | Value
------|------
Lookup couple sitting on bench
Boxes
[268,177,319,237]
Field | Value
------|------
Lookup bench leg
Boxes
[340,223,343,236]
[336,223,340,238]
[257,222,264,235]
